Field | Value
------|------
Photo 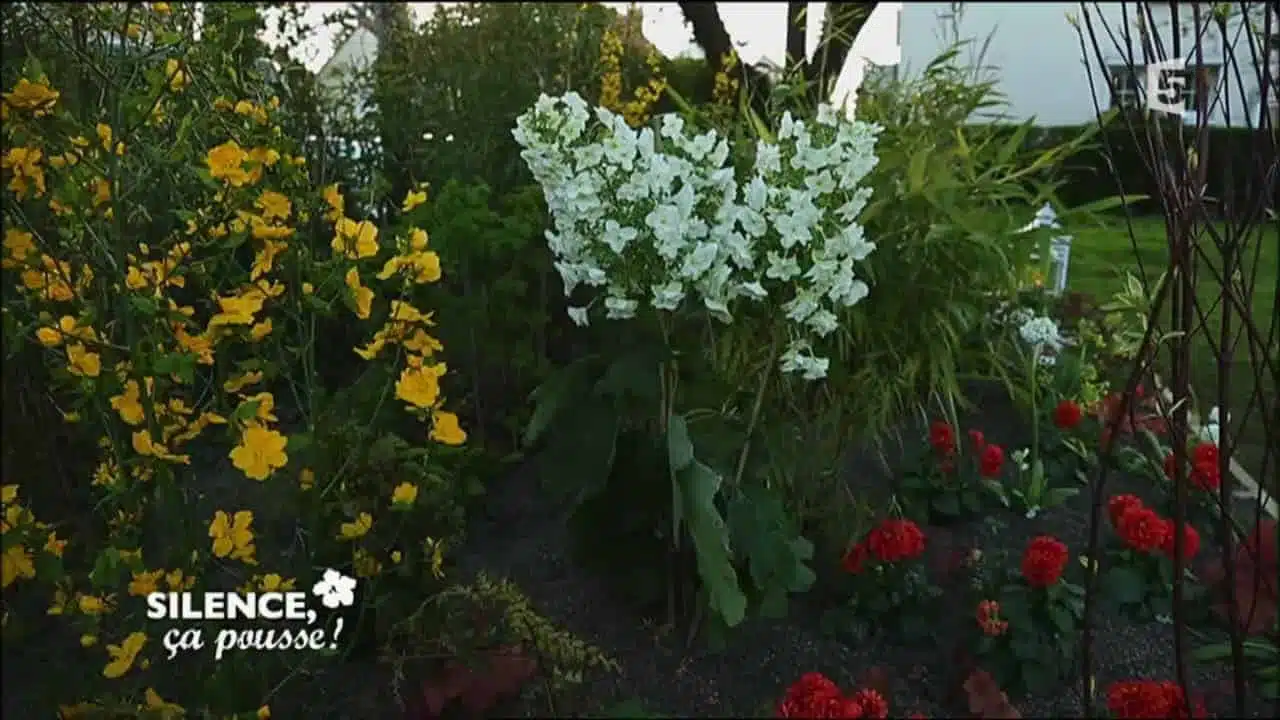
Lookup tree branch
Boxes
[677,0,773,115]
[785,1,807,74]
[805,2,878,103]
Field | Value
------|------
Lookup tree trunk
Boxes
[678,0,880,113]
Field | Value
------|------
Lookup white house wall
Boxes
[899,2,1270,127]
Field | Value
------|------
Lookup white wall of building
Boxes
[898,2,1273,127]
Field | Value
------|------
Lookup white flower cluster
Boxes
[511,92,883,380]
[1018,314,1065,365]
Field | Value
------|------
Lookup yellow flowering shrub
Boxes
[597,24,667,128]
[0,3,479,715]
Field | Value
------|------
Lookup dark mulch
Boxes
[441,380,1276,718]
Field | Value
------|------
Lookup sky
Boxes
[264,2,903,98]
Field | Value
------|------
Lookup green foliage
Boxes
[525,348,815,632]
[406,180,556,448]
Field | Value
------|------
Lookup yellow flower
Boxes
[3,78,59,114]
[256,190,291,221]
[44,532,66,557]
[322,183,344,221]
[257,706,271,719]
[431,409,467,446]
[96,123,113,151]
[207,291,265,327]
[257,573,295,591]
[1,545,35,587]
[142,687,184,715]
[81,634,98,647]
[206,141,251,186]
[223,371,263,393]
[103,632,146,678]
[338,512,372,540]
[394,359,445,409]
[165,569,195,590]
[352,547,381,577]
[128,569,164,596]
[151,3,172,15]
[401,188,427,213]
[164,58,189,92]
[209,510,256,563]
[131,430,191,465]
[110,380,146,425]
[78,594,112,616]
[3,146,47,197]
[249,319,273,342]
[2,228,35,267]
[331,218,379,259]
[229,423,288,481]
[36,326,62,347]
[344,268,374,319]
[299,468,315,490]
[66,343,101,378]
[391,482,418,506]
[241,391,279,422]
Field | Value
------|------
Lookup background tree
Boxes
[679,1,879,110]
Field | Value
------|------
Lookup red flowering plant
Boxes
[1095,494,1209,622]
[897,420,1003,525]
[1104,679,1208,718]
[967,535,1085,695]
[825,517,941,643]
[775,672,890,719]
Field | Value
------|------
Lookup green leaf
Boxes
[539,399,619,504]
[1048,604,1075,633]
[595,349,661,403]
[523,355,599,449]
[1101,566,1145,605]
[907,148,929,195]
[676,459,747,627]
[666,414,695,473]
[727,484,816,604]
[932,492,961,517]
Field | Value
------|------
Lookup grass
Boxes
[1062,213,1278,487]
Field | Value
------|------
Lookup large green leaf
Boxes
[674,459,747,627]
[728,484,816,607]
[523,354,600,449]
[538,397,619,505]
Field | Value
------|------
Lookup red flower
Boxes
[929,420,956,456]
[866,519,926,564]
[1021,535,1069,587]
[1159,520,1200,561]
[1190,442,1221,491]
[978,444,1004,478]
[1108,494,1145,528]
[844,689,889,719]
[1053,399,1083,429]
[968,429,986,450]
[1106,680,1207,719]
[842,542,871,575]
[976,599,1009,636]
[1116,505,1170,554]
[778,672,844,718]
[1165,444,1222,491]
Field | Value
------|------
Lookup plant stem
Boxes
[732,332,781,487]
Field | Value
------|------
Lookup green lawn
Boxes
[1063,214,1278,485]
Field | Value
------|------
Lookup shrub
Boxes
[0,5,525,715]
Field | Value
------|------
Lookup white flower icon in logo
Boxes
[311,568,357,609]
